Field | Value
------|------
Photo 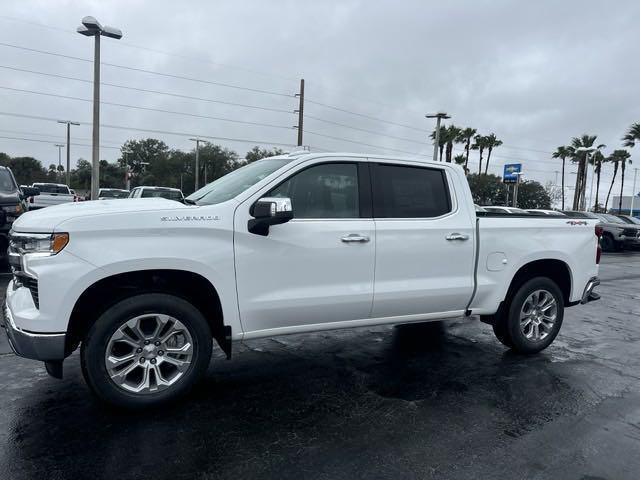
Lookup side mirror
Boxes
[248,197,294,236]
[21,187,40,198]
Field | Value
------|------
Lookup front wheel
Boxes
[81,293,212,409]
[496,277,564,354]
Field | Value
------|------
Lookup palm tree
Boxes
[472,135,488,174]
[622,123,640,148]
[569,135,604,210]
[483,133,503,175]
[604,150,629,212]
[618,152,633,213]
[458,127,477,173]
[445,125,462,163]
[591,150,605,212]
[453,153,467,171]
[552,146,572,210]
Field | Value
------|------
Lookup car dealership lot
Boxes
[1,252,639,480]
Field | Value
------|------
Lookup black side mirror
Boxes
[21,187,40,198]
[248,197,294,236]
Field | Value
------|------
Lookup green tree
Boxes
[119,138,170,178]
[245,146,285,163]
[466,173,507,205]
[618,151,632,213]
[442,125,462,163]
[483,133,503,175]
[70,159,92,191]
[569,135,604,210]
[591,150,606,212]
[457,127,476,173]
[622,123,640,148]
[453,153,467,168]
[516,180,552,209]
[429,126,447,161]
[552,146,572,210]
[472,135,489,175]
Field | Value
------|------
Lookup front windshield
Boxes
[0,170,16,192]
[187,157,293,205]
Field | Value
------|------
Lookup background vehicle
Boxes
[98,188,130,199]
[482,206,529,214]
[129,186,184,203]
[591,213,640,251]
[29,183,75,209]
[616,214,640,225]
[0,167,38,255]
[525,209,566,216]
[4,153,601,408]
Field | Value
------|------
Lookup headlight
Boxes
[9,232,69,255]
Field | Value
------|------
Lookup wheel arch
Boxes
[506,258,572,305]
[66,269,231,358]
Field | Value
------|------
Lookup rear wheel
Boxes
[81,293,212,409]
[505,277,564,354]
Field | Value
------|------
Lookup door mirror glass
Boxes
[248,197,294,235]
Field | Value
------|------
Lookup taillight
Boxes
[595,225,603,264]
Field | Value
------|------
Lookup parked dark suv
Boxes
[0,167,39,256]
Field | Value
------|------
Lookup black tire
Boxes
[81,293,212,409]
[505,277,564,354]
[600,233,615,252]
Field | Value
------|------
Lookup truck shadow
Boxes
[2,320,588,479]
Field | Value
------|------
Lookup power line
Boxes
[0,85,293,130]
[0,65,294,114]
[0,110,298,148]
[0,127,122,146]
[0,134,120,150]
[0,14,300,82]
[306,98,425,132]
[0,42,294,98]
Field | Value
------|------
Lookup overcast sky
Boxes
[0,0,639,198]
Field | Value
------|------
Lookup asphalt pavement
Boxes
[1,253,639,480]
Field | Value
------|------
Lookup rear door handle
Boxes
[445,233,469,241]
[341,234,370,243]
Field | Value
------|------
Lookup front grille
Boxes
[622,228,640,237]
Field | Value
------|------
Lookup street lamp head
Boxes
[82,16,102,30]
[425,112,451,119]
[101,25,123,39]
[77,25,98,36]
[57,120,81,125]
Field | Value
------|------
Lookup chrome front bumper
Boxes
[581,276,601,304]
[1,303,66,361]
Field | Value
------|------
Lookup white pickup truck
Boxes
[2,152,601,408]
[29,183,75,209]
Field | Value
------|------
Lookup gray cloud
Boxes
[0,0,638,195]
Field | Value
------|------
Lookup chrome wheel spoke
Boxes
[105,313,194,395]
[519,289,557,342]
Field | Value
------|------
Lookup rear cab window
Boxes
[371,163,451,218]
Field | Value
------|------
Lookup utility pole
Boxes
[631,168,638,217]
[54,144,65,181]
[57,120,80,186]
[295,78,305,147]
[77,16,123,200]
[189,138,202,190]
[426,112,450,162]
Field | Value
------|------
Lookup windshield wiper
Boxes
[184,198,196,205]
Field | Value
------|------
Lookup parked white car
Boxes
[3,152,601,408]
[525,209,566,216]
[482,206,529,214]
[29,183,75,209]
[129,186,184,203]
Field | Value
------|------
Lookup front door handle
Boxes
[341,234,370,243]
[445,233,469,241]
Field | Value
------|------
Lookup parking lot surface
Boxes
[1,253,639,480]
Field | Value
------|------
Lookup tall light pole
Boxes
[54,144,65,182]
[77,16,123,200]
[189,138,202,190]
[631,168,639,217]
[426,112,450,162]
[57,120,80,186]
